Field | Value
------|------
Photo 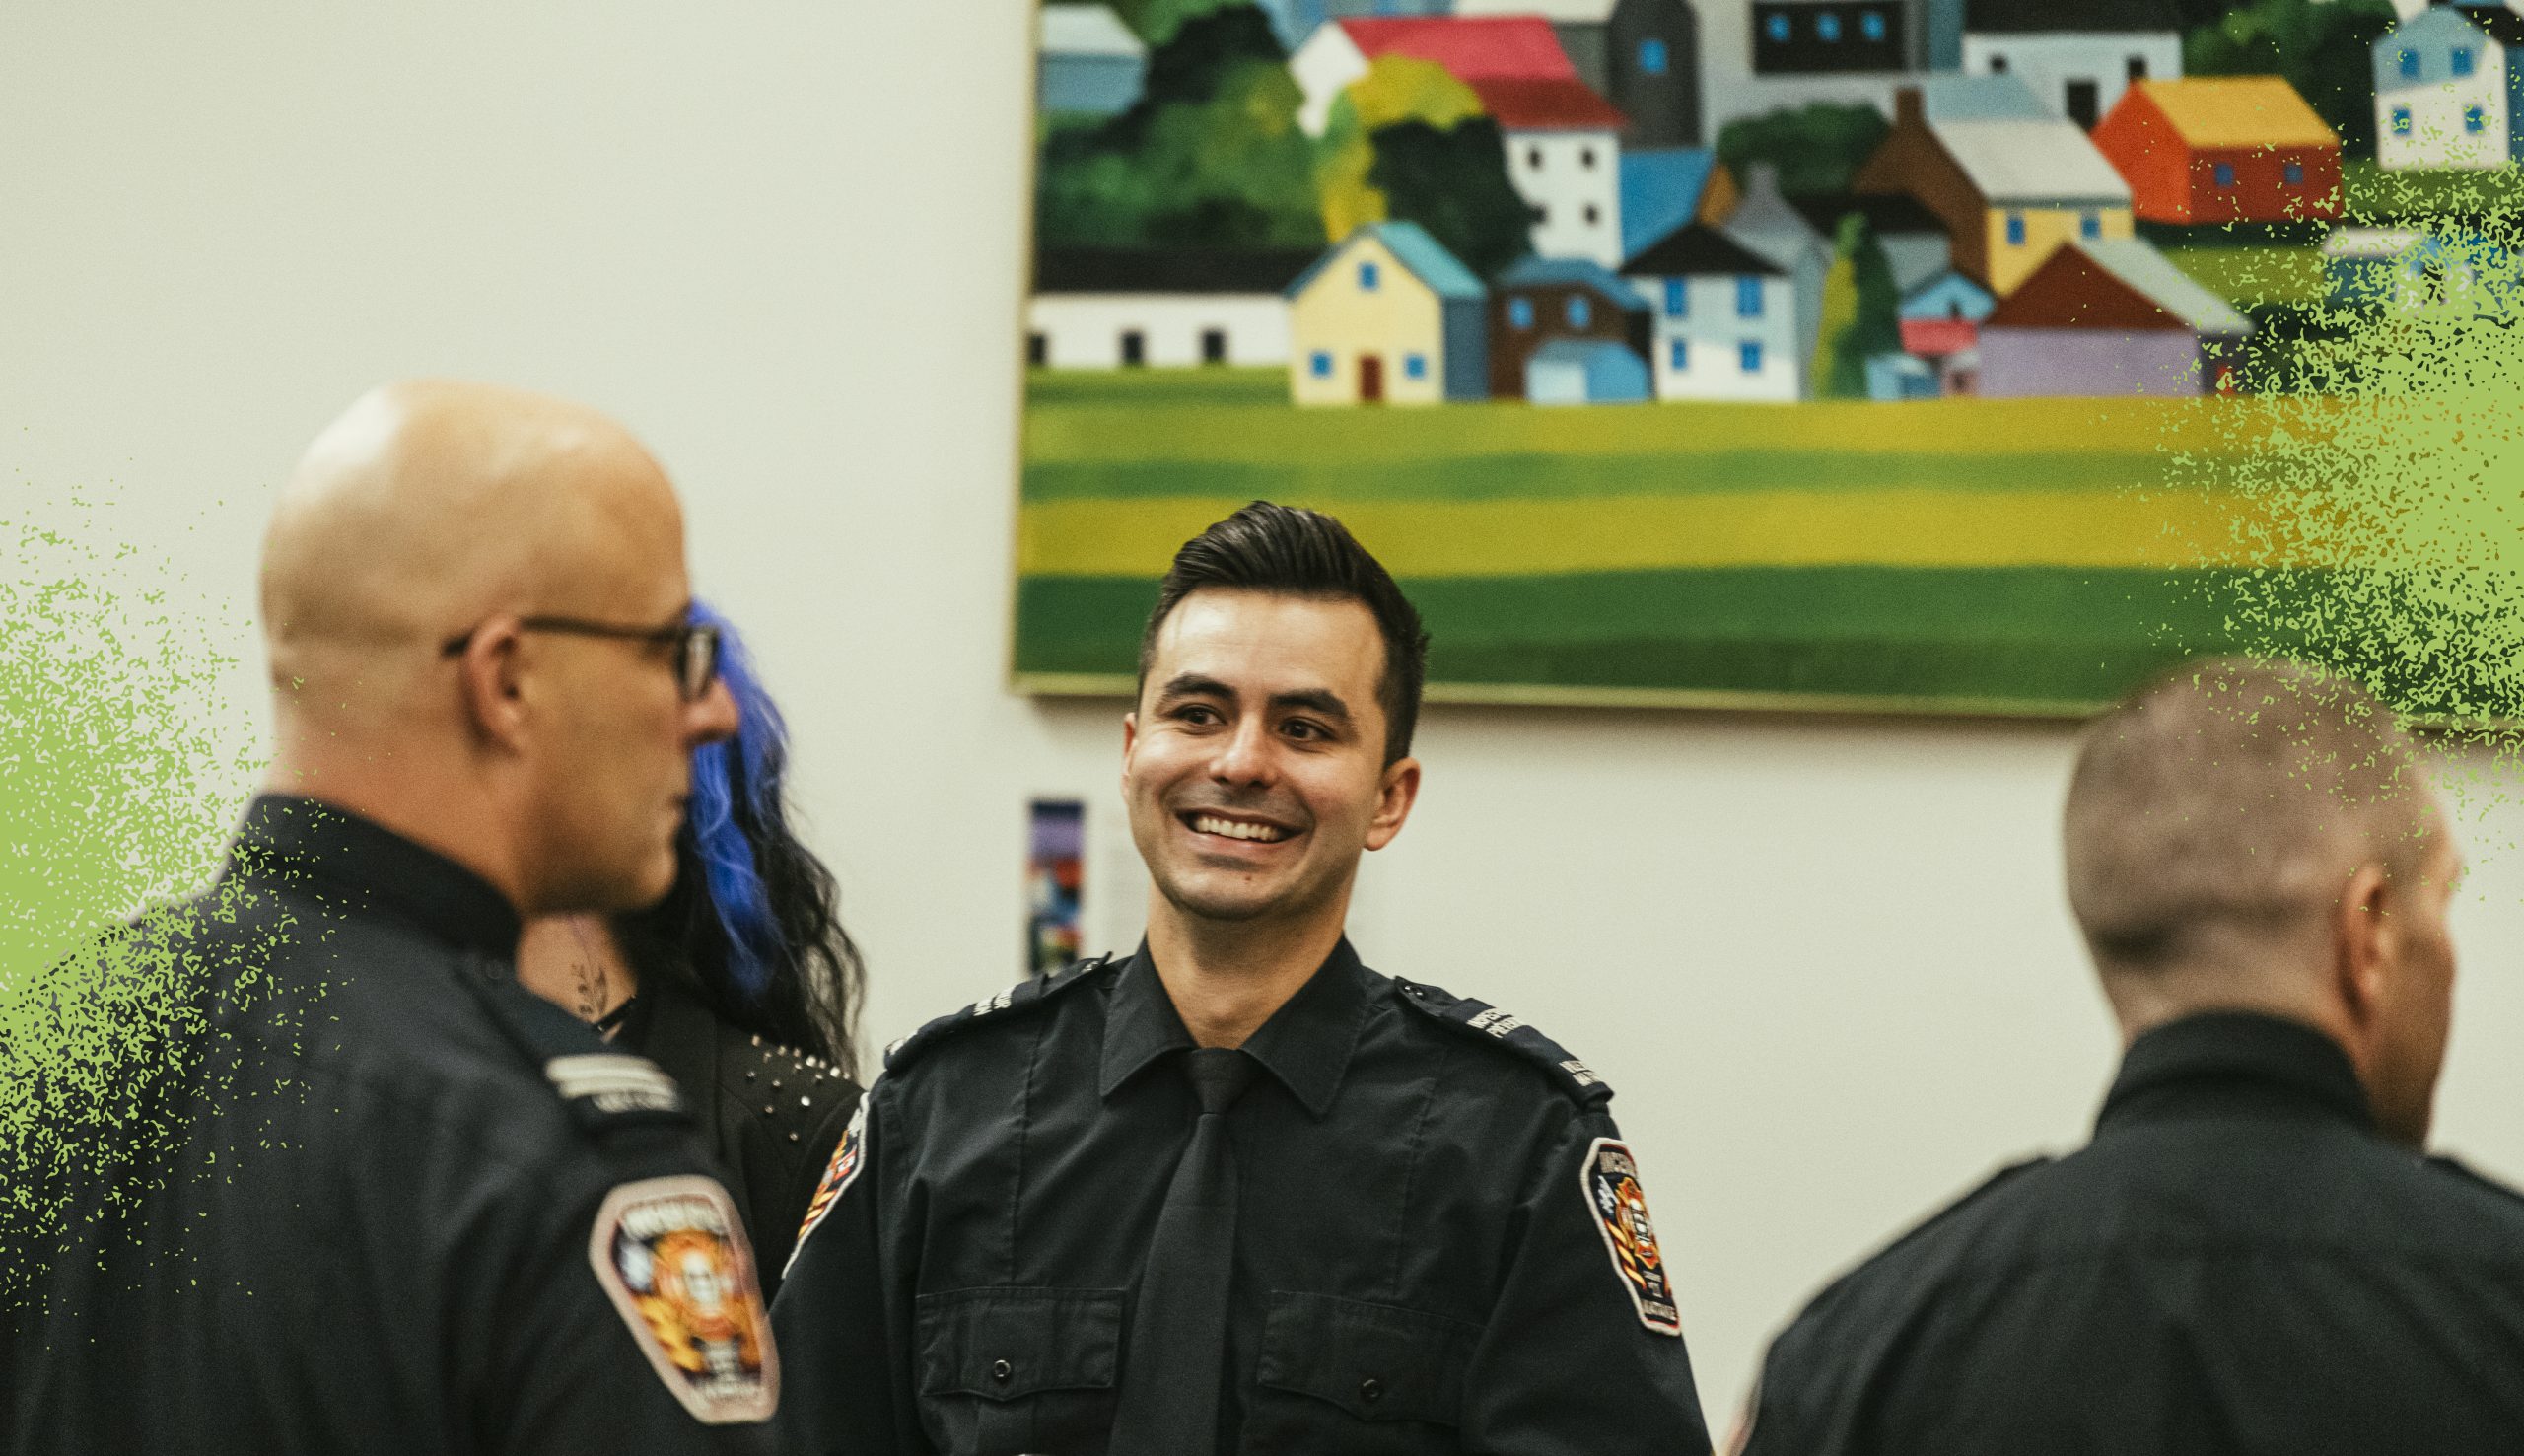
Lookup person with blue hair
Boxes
[518,600,865,1294]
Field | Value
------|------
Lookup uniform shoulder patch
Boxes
[1581,1137,1682,1337]
[590,1175,779,1424]
[880,954,1116,1074]
[1393,978,1613,1105]
[787,1094,868,1276]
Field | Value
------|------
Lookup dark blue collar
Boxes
[2098,1010,2374,1135]
[227,794,521,959]
[1097,936,1374,1119]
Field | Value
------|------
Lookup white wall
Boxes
[14,2,2524,1433]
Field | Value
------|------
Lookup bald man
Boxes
[7,381,786,1454]
[1737,659,2524,1455]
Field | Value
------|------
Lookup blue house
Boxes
[2373,2,2524,171]
[1039,4,1150,117]
[1527,339,1653,403]
[2323,225,2514,313]
[1619,148,1728,263]
[1490,255,1652,398]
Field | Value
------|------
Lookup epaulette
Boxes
[1865,1154,2054,1264]
[1392,978,1613,1106]
[2427,1153,2524,1209]
[456,957,693,1140]
[880,954,1117,1075]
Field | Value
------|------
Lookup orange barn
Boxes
[2092,77,2342,224]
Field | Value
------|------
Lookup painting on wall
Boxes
[1014,0,2485,716]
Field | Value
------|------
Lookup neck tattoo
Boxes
[568,921,611,1029]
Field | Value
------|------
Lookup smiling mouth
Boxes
[1183,811,1296,845]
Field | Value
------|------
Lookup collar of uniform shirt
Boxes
[2095,1009,2375,1137]
[1095,937,1375,1119]
[227,793,522,959]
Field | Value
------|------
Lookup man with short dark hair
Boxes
[1738,658,2524,1455]
[8,381,787,1453]
[775,501,1712,1455]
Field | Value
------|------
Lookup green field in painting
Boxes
[1017,370,2279,713]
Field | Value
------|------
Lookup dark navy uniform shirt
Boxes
[5,796,786,1454]
[1742,1011,2524,1455]
[773,939,1711,1456]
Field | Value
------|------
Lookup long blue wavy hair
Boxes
[619,600,862,1074]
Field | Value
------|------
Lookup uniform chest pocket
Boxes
[1251,1291,1478,1440]
[915,1286,1121,1455]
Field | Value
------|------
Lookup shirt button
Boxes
[1359,1377,1383,1403]
[992,1359,1013,1383]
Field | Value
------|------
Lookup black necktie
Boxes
[1110,1047,1256,1456]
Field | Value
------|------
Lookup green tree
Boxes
[1314,56,1488,243]
[2186,0,2399,159]
[1034,6,1322,249]
[1809,214,1901,398]
[1717,103,1891,197]
[1367,117,1535,278]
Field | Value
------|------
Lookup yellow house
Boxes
[1286,222,1489,406]
[1858,79,2138,296]
[1979,199,2136,294]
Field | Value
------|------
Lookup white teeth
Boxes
[1193,814,1288,843]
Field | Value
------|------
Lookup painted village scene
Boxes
[1016,0,2522,712]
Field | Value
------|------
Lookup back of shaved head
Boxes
[261,379,681,720]
[2065,659,2434,983]
[255,381,726,915]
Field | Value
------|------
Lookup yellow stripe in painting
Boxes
[1018,492,2279,578]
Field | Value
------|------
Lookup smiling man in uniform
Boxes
[774,501,1712,1455]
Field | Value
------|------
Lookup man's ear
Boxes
[455,618,530,753]
[1365,756,1422,852]
[2333,861,2394,1035]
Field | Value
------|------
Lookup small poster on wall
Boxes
[1027,798,1087,977]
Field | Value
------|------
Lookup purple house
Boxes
[1979,238,2250,397]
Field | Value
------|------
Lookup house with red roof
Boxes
[1294,16,1631,266]
[2091,77,2341,224]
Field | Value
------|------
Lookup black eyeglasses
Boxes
[440,615,723,701]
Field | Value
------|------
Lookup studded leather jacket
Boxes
[614,973,863,1301]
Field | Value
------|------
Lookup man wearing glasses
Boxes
[8,380,786,1454]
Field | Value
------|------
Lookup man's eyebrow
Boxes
[1271,689,1352,723]
[1157,672,1235,702]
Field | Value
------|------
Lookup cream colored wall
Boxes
[1289,235,1447,406]
[15,2,2524,1430]
[1984,204,2135,293]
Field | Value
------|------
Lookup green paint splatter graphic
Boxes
[2,508,257,1302]
[2155,173,2524,733]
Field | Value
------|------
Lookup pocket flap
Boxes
[915,1286,1124,1402]
[1255,1291,1476,1423]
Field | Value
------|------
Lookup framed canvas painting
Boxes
[1014,0,2488,716]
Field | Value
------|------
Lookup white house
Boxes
[1026,248,1317,369]
[1959,0,2184,129]
[1291,16,1630,266]
[1722,164,1831,362]
[2373,2,2524,171]
[1619,220,1804,401]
